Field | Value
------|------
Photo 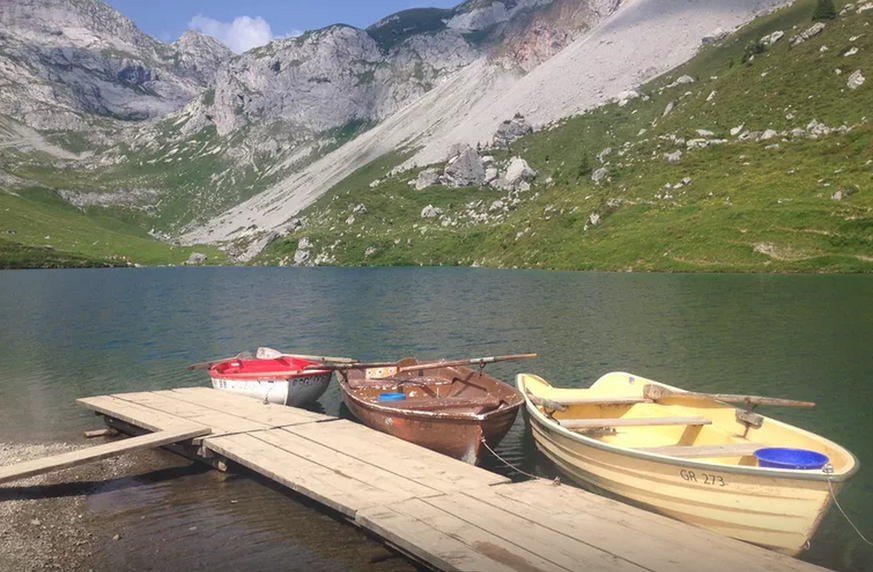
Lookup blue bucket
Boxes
[377,392,406,402]
[753,447,829,470]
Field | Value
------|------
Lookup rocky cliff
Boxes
[0,0,231,130]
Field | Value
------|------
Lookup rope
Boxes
[824,464,873,547]
[479,438,558,484]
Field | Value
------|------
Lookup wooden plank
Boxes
[356,504,521,572]
[637,443,762,459]
[168,386,332,426]
[559,416,712,429]
[111,391,268,435]
[254,428,440,499]
[286,420,509,492]
[484,481,829,572]
[203,432,418,517]
[549,397,652,406]
[380,497,570,572]
[76,395,196,432]
[424,493,647,572]
[0,426,211,485]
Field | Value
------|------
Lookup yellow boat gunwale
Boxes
[518,371,861,483]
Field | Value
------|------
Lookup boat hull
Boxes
[339,361,524,464]
[210,372,331,406]
[519,372,858,556]
[341,393,519,463]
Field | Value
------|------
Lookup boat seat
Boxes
[636,442,761,458]
[548,396,652,406]
[378,396,503,412]
[558,416,712,429]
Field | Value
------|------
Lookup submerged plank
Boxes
[0,426,211,485]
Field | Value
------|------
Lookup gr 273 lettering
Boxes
[679,469,726,487]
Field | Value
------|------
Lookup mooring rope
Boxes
[824,464,873,547]
[480,438,556,484]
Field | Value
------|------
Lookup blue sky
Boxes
[103,1,459,52]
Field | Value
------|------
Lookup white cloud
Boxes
[188,15,274,54]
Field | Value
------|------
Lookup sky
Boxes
[102,0,459,53]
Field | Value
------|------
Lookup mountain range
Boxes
[1,0,870,272]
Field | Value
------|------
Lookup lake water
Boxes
[0,267,871,571]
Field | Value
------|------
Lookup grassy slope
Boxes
[0,187,225,267]
[258,0,873,272]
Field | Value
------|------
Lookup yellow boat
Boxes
[517,371,860,556]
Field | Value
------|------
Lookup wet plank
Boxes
[0,426,211,485]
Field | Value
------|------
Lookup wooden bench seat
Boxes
[375,396,502,412]
[549,396,652,406]
[636,442,762,458]
[558,416,712,429]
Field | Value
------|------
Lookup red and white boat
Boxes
[207,353,333,406]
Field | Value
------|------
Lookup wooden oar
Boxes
[255,346,358,364]
[642,385,816,408]
[305,353,537,374]
[395,353,538,375]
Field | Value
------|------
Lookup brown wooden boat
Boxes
[336,358,527,464]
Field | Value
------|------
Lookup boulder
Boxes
[591,168,608,183]
[505,157,537,185]
[791,23,826,46]
[848,70,865,90]
[761,31,784,46]
[415,168,441,190]
[353,203,367,214]
[662,101,675,117]
[730,124,745,136]
[760,129,779,141]
[421,205,443,219]
[484,167,499,183]
[443,147,485,187]
[597,147,613,163]
[702,28,728,45]
[493,113,533,147]
[696,129,715,137]
[184,252,207,265]
[665,150,683,163]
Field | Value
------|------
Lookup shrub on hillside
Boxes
[741,41,766,65]
[812,0,836,20]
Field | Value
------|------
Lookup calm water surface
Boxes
[0,267,871,571]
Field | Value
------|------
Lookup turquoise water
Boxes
[0,267,871,571]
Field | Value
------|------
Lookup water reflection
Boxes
[0,268,871,571]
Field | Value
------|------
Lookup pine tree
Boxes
[813,0,837,21]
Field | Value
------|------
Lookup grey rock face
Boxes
[493,114,533,146]
[0,0,231,129]
[443,147,485,187]
[791,23,826,46]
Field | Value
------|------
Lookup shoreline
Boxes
[0,441,140,572]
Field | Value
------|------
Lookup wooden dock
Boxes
[18,387,827,572]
